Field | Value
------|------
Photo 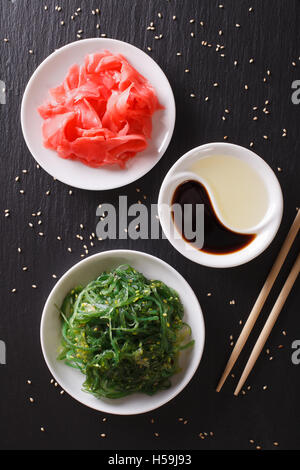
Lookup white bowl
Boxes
[158,143,283,268]
[40,250,205,415]
[21,38,175,191]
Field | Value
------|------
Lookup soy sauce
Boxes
[172,180,256,255]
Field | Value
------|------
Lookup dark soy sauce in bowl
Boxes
[172,180,256,255]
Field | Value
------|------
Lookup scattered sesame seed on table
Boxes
[1,0,299,452]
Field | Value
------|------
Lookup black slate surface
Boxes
[0,0,299,451]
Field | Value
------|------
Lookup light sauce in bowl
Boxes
[191,154,269,231]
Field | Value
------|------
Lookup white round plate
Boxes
[21,39,175,191]
[40,250,205,415]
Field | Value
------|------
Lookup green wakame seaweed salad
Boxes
[58,264,194,399]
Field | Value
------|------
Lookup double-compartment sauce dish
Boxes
[158,143,283,268]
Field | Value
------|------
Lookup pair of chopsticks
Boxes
[216,210,300,395]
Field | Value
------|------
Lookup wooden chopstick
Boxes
[216,210,300,392]
[234,251,300,395]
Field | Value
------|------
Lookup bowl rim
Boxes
[158,142,284,268]
[21,38,176,191]
[40,249,205,415]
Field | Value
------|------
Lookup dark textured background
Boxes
[0,0,299,451]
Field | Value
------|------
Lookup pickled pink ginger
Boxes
[38,51,162,168]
